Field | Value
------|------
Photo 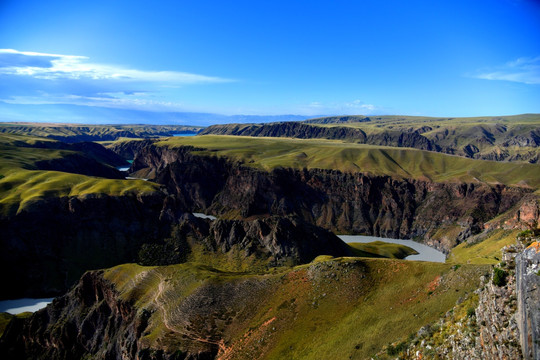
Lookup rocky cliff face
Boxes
[138,214,353,270]
[516,241,540,359]
[200,122,441,152]
[401,242,528,359]
[132,145,528,252]
[0,271,159,360]
[484,194,540,232]
[107,139,157,160]
[203,216,353,265]
[0,192,171,299]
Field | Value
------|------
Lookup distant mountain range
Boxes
[0,102,313,126]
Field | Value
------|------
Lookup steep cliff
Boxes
[200,122,440,152]
[107,139,157,160]
[516,240,540,359]
[132,145,528,252]
[202,216,353,265]
[0,191,172,299]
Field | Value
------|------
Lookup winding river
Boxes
[339,235,446,263]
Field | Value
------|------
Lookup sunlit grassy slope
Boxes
[448,229,520,265]
[0,134,159,215]
[104,257,486,360]
[157,135,540,189]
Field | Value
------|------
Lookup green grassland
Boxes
[448,229,520,264]
[348,241,418,259]
[103,257,486,360]
[0,134,159,215]
[157,135,540,189]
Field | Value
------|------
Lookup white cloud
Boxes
[296,99,379,116]
[2,93,187,112]
[0,49,231,84]
[344,99,375,111]
[473,56,540,85]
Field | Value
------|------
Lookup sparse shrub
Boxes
[518,229,533,238]
[386,344,397,356]
[466,308,476,318]
[492,267,508,287]
[386,341,407,356]
[453,264,461,271]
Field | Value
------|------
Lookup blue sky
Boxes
[0,0,539,124]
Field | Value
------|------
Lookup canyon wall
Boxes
[133,145,528,252]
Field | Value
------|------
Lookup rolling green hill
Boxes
[0,133,159,215]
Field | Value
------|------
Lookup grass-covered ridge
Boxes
[0,133,159,215]
[103,257,487,359]
[448,229,520,265]
[157,135,540,189]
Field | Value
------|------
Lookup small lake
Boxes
[339,235,446,263]
[0,298,54,314]
[172,133,197,137]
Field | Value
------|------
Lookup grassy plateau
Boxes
[157,135,540,189]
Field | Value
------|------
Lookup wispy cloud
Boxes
[2,93,188,112]
[300,99,379,115]
[472,56,540,85]
[0,49,231,83]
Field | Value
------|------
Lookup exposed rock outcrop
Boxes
[516,241,540,359]
[484,193,540,231]
[204,216,353,265]
[402,244,524,359]
[107,139,157,160]
[0,271,161,360]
